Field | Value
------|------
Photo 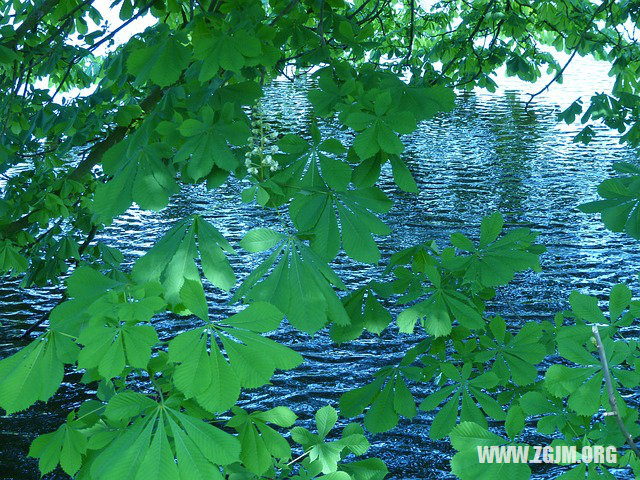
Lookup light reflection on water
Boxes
[1,60,638,479]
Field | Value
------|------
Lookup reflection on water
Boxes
[1,60,639,479]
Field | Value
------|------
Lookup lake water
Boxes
[1,56,639,479]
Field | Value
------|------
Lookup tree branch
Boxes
[270,0,299,26]
[1,87,164,238]
[524,0,610,111]
[404,0,415,64]
[3,0,60,50]
[592,325,640,458]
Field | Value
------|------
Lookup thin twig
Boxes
[524,0,610,111]
[347,0,373,19]
[592,325,640,458]
[270,0,299,26]
[287,450,310,466]
[404,0,415,64]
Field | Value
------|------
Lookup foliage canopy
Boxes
[2,0,640,478]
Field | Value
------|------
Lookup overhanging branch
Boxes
[592,325,640,459]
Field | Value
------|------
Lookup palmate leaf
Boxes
[49,266,165,342]
[45,267,127,340]
[233,233,350,334]
[545,326,633,416]
[0,330,78,414]
[77,323,158,380]
[543,287,639,416]
[291,406,371,475]
[443,212,545,289]
[93,140,179,224]
[568,284,640,328]
[33,271,167,383]
[270,131,390,263]
[192,22,265,82]
[289,186,392,263]
[341,88,416,159]
[126,25,191,87]
[397,287,485,337]
[132,215,236,317]
[419,364,504,439]
[516,389,605,438]
[240,227,286,252]
[449,422,531,480]
[476,317,546,386]
[104,391,157,422]
[0,239,28,275]
[329,286,392,343]
[28,421,87,476]
[340,458,388,480]
[309,70,454,160]
[226,406,297,475]
[339,362,422,434]
[87,407,240,480]
[168,302,301,412]
[175,105,251,180]
[578,162,640,239]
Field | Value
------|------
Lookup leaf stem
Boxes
[287,449,310,466]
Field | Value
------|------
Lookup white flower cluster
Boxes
[244,113,281,177]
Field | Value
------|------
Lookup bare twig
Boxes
[287,450,310,466]
[592,325,640,458]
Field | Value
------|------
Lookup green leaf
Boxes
[352,127,379,159]
[254,406,298,427]
[0,332,76,414]
[319,154,351,191]
[504,404,525,439]
[226,407,291,475]
[429,392,459,439]
[337,203,380,264]
[29,423,87,476]
[376,123,404,155]
[316,405,338,439]
[364,381,398,433]
[578,174,640,239]
[105,391,156,421]
[340,458,388,480]
[196,216,236,291]
[340,375,387,418]
[609,283,632,322]
[569,291,606,323]
[180,278,209,321]
[240,228,285,252]
[545,365,603,415]
[132,217,234,316]
[127,32,190,87]
[479,212,504,247]
[94,143,178,223]
[226,302,284,332]
[177,115,250,177]
[449,422,531,480]
[92,408,239,480]
[389,155,418,193]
